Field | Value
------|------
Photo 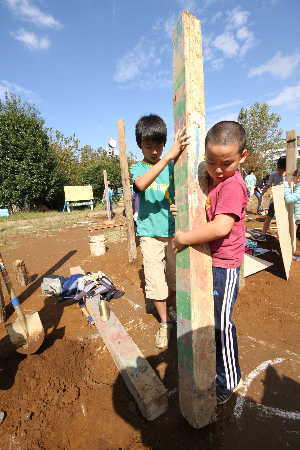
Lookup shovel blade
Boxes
[5,312,45,355]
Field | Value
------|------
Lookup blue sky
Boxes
[1,0,300,158]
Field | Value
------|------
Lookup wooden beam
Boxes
[117,120,137,263]
[173,11,216,428]
[85,298,168,421]
[272,185,293,279]
[243,254,273,277]
[103,169,112,220]
[286,129,298,253]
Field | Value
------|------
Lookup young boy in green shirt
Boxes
[130,114,188,348]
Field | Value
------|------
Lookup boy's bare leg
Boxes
[153,300,169,322]
[262,215,272,235]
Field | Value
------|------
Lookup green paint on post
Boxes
[174,98,186,121]
[176,248,190,269]
[177,340,193,372]
[175,162,188,184]
[177,290,191,320]
[173,68,185,92]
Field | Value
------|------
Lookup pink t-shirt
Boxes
[206,171,248,268]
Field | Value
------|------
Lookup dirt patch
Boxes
[0,210,299,449]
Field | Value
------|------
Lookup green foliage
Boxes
[0,93,62,210]
[238,103,283,177]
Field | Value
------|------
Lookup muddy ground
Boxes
[0,208,299,450]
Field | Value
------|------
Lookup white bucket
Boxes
[89,234,106,256]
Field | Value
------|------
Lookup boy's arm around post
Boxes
[134,128,189,192]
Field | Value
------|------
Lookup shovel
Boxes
[0,252,45,355]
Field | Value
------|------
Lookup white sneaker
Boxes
[155,322,173,349]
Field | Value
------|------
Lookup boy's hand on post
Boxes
[170,204,177,217]
[166,128,190,162]
[173,231,187,254]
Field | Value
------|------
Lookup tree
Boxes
[47,128,80,185]
[0,93,62,210]
[238,103,283,177]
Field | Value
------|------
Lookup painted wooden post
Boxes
[117,120,137,263]
[103,169,112,220]
[286,130,297,252]
[0,279,5,323]
[173,11,216,428]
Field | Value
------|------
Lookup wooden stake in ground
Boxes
[0,279,5,323]
[117,119,137,263]
[103,169,112,220]
[173,11,216,428]
[13,259,29,286]
[286,130,298,253]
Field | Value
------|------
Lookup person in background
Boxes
[284,168,300,261]
[102,182,114,218]
[256,156,286,241]
[245,170,256,198]
[254,174,269,214]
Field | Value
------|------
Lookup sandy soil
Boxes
[0,210,299,449]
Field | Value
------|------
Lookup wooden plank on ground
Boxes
[70,266,168,420]
[117,119,137,263]
[86,297,168,421]
[244,254,273,277]
[173,11,216,428]
[272,185,293,279]
[286,130,297,253]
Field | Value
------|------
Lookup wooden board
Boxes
[272,185,293,279]
[64,185,93,201]
[86,298,168,421]
[117,119,137,263]
[286,130,297,253]
[70,266,168,420]
[173,12,216,429]
[244,254,273,277]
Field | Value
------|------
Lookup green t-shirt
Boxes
[130,161,175,237]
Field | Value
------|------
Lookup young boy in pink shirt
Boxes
[172,121,248,405]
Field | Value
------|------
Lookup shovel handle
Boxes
[0,254,16,299]
[11,297,29,338]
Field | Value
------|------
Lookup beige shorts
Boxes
[140,236,176,301]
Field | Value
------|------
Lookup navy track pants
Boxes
[213,266,241,390]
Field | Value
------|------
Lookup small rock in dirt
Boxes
[23,411,33,421]
[0,411,5,424]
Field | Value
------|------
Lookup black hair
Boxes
[135,114,167,149]
[205,121,246,154]
[277,156,286,170]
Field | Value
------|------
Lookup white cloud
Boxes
[208,100,243,112]
[177,0,197,11]
[114,38,165,83]
[249,51,300,79]
[13,28,50,50]
[226,7,250,29]
[208,6,257,67]
[4,0,61,28]
[0,80,40,103]
[213,32,239,57]
[268,83,300,108]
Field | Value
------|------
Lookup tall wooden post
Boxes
[0,279,5,323]
[173,11,216,428]
[117,120,137,263]
[286,130,298,252]
[103,169,112,220]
